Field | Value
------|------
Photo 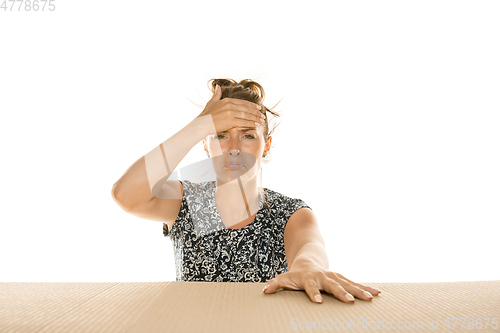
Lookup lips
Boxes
[221,154,247,169]
[225,163,244,168]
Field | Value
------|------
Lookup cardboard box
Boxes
[1,280,499,332]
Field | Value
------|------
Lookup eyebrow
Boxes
[219,128,256,134]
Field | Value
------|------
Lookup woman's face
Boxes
[204,124,271,184]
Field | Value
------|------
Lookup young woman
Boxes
[111,78,381,303]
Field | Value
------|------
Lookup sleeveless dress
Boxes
[163,180,312,283]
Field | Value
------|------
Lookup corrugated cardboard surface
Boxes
[1,280,499,332]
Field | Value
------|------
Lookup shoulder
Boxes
[262,187,312,221]
[263,187,310,207]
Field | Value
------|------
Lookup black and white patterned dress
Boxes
[163,180,312,283]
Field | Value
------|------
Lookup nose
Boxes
[227,137,241,156]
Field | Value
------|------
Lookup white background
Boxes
[1,0,498,284]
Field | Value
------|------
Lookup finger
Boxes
[226,97,262,111]
[235,110,265,124]
[320,278,356,303]
[263,278,280,294]
[333,273,381,295]
[301,276,324,303]
[329,272,381,295]
[340,283,374,301]
[223,100,263,119]
[210,84,221,102]
[233,118,261,129]
[263,275,301,294]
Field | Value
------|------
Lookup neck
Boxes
[215,175,260,227]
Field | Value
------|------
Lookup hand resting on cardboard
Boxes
[262,267,381,304]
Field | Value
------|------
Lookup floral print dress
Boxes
[163,180,311,283]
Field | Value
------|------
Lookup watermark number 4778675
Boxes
[1,0,55,11]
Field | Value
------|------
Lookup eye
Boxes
[244,134,255,139]
[215,134,226,139]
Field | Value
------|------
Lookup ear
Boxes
[263,136,272,157]
[203,138,210,157]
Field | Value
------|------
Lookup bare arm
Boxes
[263,207,381,304]
[111,84,264,224]
[284,208,328,271]
[111,115,218,221]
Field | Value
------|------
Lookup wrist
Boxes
[289,257,324,272]
[192,114,216,138]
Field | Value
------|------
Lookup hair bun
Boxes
[239,79,265,100]
[208,78,265,100]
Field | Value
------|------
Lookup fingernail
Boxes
[262,284,269,293]
[346,294,355,302]
[363,291,373,298]
[314,295,322,303]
